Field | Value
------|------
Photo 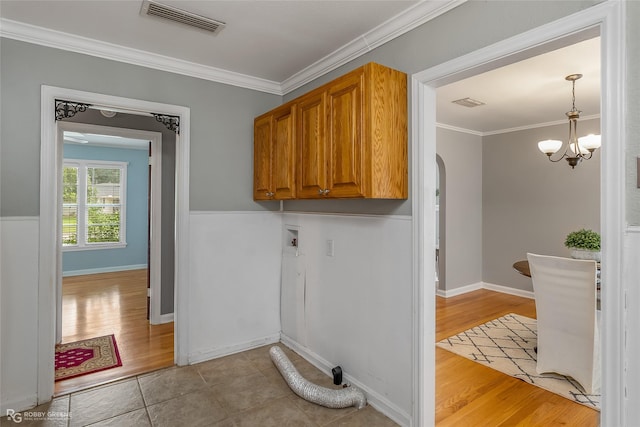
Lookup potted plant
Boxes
[564,228,601,261]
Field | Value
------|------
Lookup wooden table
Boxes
[512,260,531,277]
[513,259,600,286]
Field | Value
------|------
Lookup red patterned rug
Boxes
[55,334,122,381]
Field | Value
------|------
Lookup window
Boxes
[63,159,127,250]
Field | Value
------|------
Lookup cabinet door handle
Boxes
[266,192,274,197]
[318,189,325,195]
[323,189,330,195]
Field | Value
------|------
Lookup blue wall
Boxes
[63,143,148,274]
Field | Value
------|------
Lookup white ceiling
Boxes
[0,0,426,88]
[1,0,600,134]
[437,36,601,135]
[64,131,149,150]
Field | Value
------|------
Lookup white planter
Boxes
[570,248,601,262]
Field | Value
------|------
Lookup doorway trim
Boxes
[411,2,625,425]
[38,86,191,403]
[56,121,164,331]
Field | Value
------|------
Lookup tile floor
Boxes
[2,344,399,427]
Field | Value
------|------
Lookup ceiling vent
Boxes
[141,0,226,35]
[451,97,486,108]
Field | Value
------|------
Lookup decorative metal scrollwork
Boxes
[153,114,180,134]
[55,100,91,121]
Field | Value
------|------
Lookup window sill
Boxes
[62,242,127,252]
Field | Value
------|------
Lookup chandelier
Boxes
[537,74,601,169]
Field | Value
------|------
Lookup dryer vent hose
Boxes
[269,345,367,410]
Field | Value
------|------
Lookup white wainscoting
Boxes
[624,227,640,424]
[280,212,413,426]
[187,211,283,364]
[0,217,40,412]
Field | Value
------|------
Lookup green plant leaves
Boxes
[564,228,600,251]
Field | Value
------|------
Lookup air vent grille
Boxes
[142,0,226,35]
[451,97,486,108]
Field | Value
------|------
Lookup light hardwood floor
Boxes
[55,269,174,396]
[436,289,600,426]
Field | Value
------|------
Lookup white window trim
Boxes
[62,158,128,251]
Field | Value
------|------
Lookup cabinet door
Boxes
[327,69,364,197]
[272,105,296,199]
[253,114,273,200]
[297,91,326,198]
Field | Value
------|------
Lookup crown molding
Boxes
[281,0,466,94]
[481,113,601,136]
[436,123,483,137]
[437,113,601,137]
[0,0,465,97]
[0,18,283,95]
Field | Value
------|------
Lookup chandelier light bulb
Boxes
[538,139,563,155]
[569,141,590,155]
[578,134,602,151]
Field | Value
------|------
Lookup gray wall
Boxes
[436,128,483,291]
[0,1,613,219]
[65,109,177,315]
[0,1,626,304]
[483,119,601,292]
[0,38,281,216]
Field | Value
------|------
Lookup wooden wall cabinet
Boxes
[296,90,327,198]
[253,103,296,200]
[254,62,407,200]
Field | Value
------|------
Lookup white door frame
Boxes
[39,86,191,403]
[411,2,626,425]
[56,121,164,332]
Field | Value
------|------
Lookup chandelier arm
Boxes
[545,140,571,162]
[546,151,569,163]
[579,151,595,161]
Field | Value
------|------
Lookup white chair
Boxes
[527,253,600,394]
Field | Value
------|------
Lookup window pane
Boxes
[63,161,126,248]
[87,167,121,205]
[62,166,78,245]
[86,206,120,243]
[63,167,78,203]
[62,204,78,245]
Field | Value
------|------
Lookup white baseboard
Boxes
[280,334,411,427]
[436,282,484,298]
[62,264,147,277]
[437,282,534,300]
[158,313,174,324]
[187,334,281,365]
[482,282,534,299]
[0,394,38,414]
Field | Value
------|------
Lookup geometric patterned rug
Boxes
[55,334,122,381]
[436,313,600,411]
